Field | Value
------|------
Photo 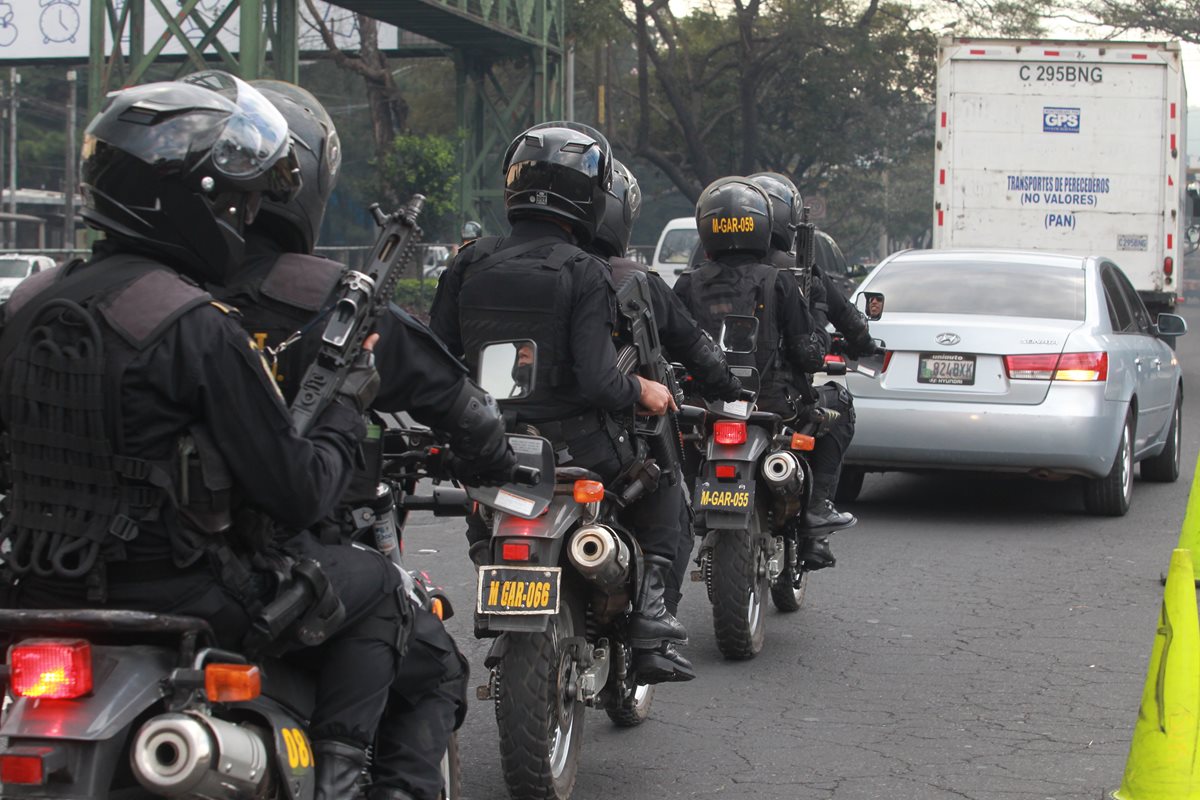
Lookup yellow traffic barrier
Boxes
[1176,464,1200,557]
[1113,548,1200,799]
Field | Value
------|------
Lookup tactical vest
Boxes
[683,258,800,416]
[0,257,216,595]
[456,235,589,419]
[214,252,345,404]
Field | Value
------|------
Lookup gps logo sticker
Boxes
[1043,107,1080,133]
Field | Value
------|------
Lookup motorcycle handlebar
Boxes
[513,465,541,486]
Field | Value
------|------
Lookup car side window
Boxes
[1113,269,1152,334]
[1101,268,1135,333]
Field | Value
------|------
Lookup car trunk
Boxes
[861,313,1085,405]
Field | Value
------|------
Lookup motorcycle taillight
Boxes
[10,639,93,699]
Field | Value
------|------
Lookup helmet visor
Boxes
[506,159,597,209]
[184,71,291,180]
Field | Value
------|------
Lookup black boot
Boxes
[627,555,688,649]
[802,498,857,533]
[635,642,697,683]
[314,740,368,800]
[799,536,836,571]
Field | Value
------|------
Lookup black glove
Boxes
[336,349,381,415]
[787,333,827,374]
[845,333,878,360]
[441,380,518,485]
[717,374,744,403]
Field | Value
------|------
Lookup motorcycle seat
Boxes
[0,609,214,643]
[749,410,782,427]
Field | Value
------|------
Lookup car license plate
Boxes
[477,566,561,616]
[917,352,976,386]
[695,479,754,511]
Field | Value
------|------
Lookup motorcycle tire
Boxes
[437,733,462,800]
[770,537,809,613]
[605,682,655,728]
[495,584,586,800]
[711,530,767,660]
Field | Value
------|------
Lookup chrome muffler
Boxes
[567,524,632,593]
[131,712,271,800]
[762,451,803,496]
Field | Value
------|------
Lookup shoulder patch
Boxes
[260,253,345,312]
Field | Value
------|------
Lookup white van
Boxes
[650,217,698,287]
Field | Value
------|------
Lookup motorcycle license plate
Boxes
[917,352,976,386]
[477,566,561,615]
[695,479,754,512]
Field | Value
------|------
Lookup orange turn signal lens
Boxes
[573,480,605,504]
[204,664,261,703]
[430,597,446,621]
[790,433,815,451]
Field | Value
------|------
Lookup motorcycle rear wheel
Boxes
[711,531,767,660]
[495,586,586,800]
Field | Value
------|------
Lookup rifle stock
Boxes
[290,195,426,435]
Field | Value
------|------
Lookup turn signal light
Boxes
[1005,352,1107,382]
[790,433,816,451]
[713,421,747,445]
[573,480,605,504]
[501,540,532,561]
[0,755,44,785]
[10,639,93,699]
[204,663,261,703]
[430,597,446,620]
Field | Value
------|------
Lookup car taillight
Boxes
[713,421,747,445]
[10,639,93,699]
[715,464,737,479]
[881,351,893,372]
[1005,352,1107,382]
[1054,351,1108,381]
[501,540,532,561]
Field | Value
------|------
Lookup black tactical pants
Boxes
[371,606,469,800]
[18,534,407,750]
[810,381,856,501]
[663,473,694,615]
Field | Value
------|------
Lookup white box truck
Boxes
[933,37,1188,314]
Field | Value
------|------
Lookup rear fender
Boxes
[237,696,315,800]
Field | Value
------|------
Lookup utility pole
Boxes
[64,70,77,252]
[7,68,17,249]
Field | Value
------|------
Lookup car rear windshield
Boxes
[0,259,32,279]
[868,261,1085,320]
[657,229,699,264]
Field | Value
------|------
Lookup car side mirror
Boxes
[856,291,885,321]
[1155,313,1188,338]
[477,340,537,400]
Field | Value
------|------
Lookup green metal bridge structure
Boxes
[87,0,566,230]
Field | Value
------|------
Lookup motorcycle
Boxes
[467,340,662,800]
[684,315,827,660]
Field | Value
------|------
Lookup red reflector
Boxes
[969,49,985,55]
[940,111,946,128]
[881,351,893,372]
[0,755,44,785]
[501,541,532,561]
[1165,256,1174,275]
[1171,133,1177,150]
[1004,353,1059,380]
[937,209,944,226]
[713,421,747,445]
[715,464,737,479]
[1172,102,1177,119]
[11,639,93,699]
[1044,50,1060,56]
[939,168,945,184]
[1133,53,1148,59]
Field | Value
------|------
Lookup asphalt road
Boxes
[400,306,1200,800]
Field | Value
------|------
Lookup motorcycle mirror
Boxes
[719,315,760,353]
[856,291,885,321]
[477,340,537,401]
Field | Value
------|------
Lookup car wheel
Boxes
[1141,394,1182,483]
[1083,411,1134,517]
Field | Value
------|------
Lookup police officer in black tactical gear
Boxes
[749,172,865,567]
[211,79,513,800]
[0,75,412,800]
[674,176,849,559]
[430,122,696,682]
[586,159,741,642]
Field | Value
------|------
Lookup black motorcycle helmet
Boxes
[503,121,612,243]
[695,176,773,259]
[246,78,341,255]
[749,172,802,253]
[592,159,642,259]
[81,72,300,284]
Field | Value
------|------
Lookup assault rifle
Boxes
[614,268,685,486]
[793,205,816,302]
[290,195,425,435]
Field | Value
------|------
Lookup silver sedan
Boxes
[841,249,1186,516]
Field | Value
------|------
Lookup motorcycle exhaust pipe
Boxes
[762,451,803,497]
[131,712,271,800]
[567,524,632,594]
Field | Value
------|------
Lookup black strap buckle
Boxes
[113,456,151,482]
[108,514,139,542]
